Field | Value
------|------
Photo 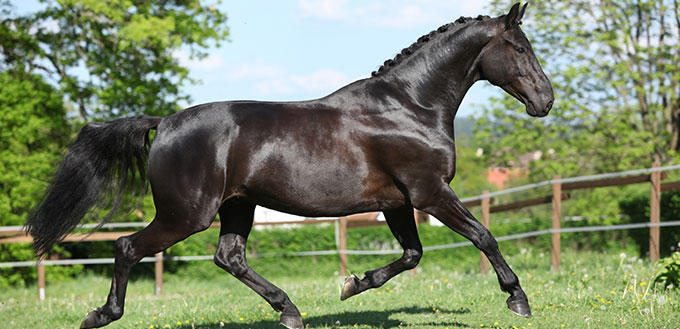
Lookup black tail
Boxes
[25,115,163,256]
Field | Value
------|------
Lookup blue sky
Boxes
[15,0,506,118]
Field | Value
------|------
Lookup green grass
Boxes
[2,249,680,329]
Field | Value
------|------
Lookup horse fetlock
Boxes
[80,307,120,329]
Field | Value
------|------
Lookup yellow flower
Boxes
[301,312,308,316]
[640,282,647,286]
[149,326,154,329]
[494,322,499,326]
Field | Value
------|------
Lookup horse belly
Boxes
[242,154,405,217]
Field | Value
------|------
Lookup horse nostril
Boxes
[545,100,553,111]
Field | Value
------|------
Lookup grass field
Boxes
[2,249,679,329]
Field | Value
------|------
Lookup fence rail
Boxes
[2,163,680,300]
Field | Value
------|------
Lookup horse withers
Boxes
[26,3,553,328]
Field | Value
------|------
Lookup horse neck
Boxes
[377,21,498,118]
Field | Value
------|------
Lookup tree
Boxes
[478,0,679,180]
[0,0,229,120]
[0,69,78,287]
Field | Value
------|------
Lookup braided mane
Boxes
[371,15,492,77]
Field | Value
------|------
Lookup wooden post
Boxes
[551,175,562,271]
[480,191,490,275]
[37,254,46,301]
[154,252,163,296]
[338,217,348,277]
[650,162,661,263]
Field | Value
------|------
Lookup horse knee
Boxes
[214,251,249,277]
[402,248,422,269]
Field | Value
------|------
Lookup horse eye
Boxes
[517,47,526,53]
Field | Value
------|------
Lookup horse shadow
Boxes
[199,306,471,328]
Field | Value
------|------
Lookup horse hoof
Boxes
[507,295,532,318]
[80,307,110,328]
[280,313,303,329]
[341,274,359,301]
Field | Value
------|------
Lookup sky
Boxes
[12,0,508,221]
[14,0,505,118]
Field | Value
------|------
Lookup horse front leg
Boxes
[341,205,423,300]
[413,182,531,318]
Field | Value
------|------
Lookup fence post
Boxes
[338,217,348,277]
[480,191,490,275]
[37,254,46,301]
[551,175,561,271]
[154,252,163,296]
[650,162,661,263]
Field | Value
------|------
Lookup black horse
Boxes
[26,3,553,328]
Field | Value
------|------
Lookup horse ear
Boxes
[518,3,528,22]
[504,2,521,30]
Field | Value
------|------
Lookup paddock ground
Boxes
[2,249,679,329]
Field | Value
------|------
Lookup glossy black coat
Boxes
[27,4,553,328]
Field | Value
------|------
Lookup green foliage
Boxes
[654,252,680,290]
[0,0,229,286]
[449,134,495,197]
[479,0,680,180]
[0,0,229,120]
[619,190,680,258]
[0,70,84,287]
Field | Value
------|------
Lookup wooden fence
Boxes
[2,163,679,299]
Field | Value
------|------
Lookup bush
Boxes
[654,251,680,289]
[619,190,680,258]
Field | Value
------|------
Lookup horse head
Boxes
[479,3,554,117]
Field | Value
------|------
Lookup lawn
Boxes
[2,248,679,329]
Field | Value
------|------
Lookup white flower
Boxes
[658,296,666,306]
[619,253,627,259]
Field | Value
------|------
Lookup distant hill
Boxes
[454,115,476,140]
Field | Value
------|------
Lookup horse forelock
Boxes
[371,15,493,77]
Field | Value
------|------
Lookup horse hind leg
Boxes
[341,205,423,300]
[213,201,303,329]
[80,203,218,328]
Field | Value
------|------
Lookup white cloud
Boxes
[298,0,349,20]
[297,0,495,28]
[256,69,353,96]
[229,61,282,81]
[173,49,225,71]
